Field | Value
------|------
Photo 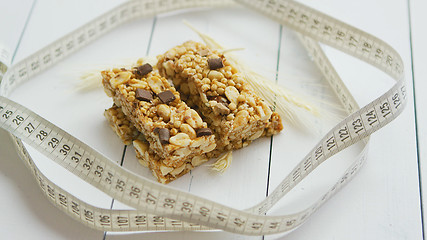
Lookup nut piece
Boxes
[133,139,149,154]
[233,110,249,129]
[147,76,164,94]
[162,60,175,76]
[212,101,230,115]
[224,86,240,105]
[173,147,191,157]
[202,142,216,152]
[160,164,174,176]
[157,104,171,122]
[180,123,196,139]
[256,105,272,121]
[138,158,149,168]
[262,104,273,121]
[191,155,208,167]
[208,70,224,80]
[246,95,256,107]
[190,138,204,148]
[110,71,131,88]
[104,87,114,97]
[248,129,264,141]
[169,132,191,147]
[170,163,186,176]
[184,109,203,129]
[198,49,210,57]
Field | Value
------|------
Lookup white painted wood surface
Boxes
[411,1,427,239]
[0,0,424,239]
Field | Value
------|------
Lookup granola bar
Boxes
[104,105,140,145]
[102,42,283,183]
[102,64,216,168]
[104,105,208,183]
[133,139,208,184]
[157,41,283,156]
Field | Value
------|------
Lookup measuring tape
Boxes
[0,0,406,236]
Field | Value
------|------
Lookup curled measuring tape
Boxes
[0,0,406,236]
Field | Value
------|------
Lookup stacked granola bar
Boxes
[104,105,210,183]
[102,41,283,183]
[157,41,283,157]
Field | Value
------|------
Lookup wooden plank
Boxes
[266,0,422,239]
[0,1,128,239]
[409,0,427,238]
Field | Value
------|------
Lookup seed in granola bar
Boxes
[136,63,153,76]
[208,58,224,70]
[196,128,213,137]
[154,127,170,144]
[158,90,176,104]
[135,89,153,102]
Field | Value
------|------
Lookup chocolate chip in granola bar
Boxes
[154,127,170,144]
[158,90,176,104]
[208,58,223,70]
[196,128,213,137]
[135,89,153,102]
[198,49,210,57]
[136,63,153,76]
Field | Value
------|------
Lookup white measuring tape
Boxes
[0,0,406,235]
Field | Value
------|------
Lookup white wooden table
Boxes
[0,0,425,239]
